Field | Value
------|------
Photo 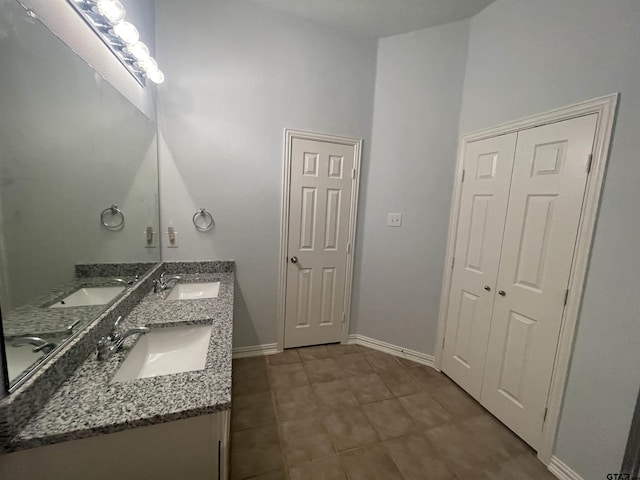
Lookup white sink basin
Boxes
[49,286,125,308]
[166,282,220,300]
[111,325,212,383]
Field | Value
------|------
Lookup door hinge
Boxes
[543,407,548,423]
[564,289,569,306]
[586,153,593,173]
[347,243,351,254]
[352,168,356,179]
[442,337,446,348]
[451,257,455,269]
[342,313,346,324]
[461,169,466,182]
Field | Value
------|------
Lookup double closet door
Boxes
[442,114,598,449]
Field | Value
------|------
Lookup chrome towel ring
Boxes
[193,208,214,232]
[100,204,125,230]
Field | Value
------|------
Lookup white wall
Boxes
[459,1,640,477]
[155,0,377,347]
[350,20,470,353]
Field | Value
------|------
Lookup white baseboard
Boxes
[547,456,583,480]
[232,343,278,359]
[347,334,435,368]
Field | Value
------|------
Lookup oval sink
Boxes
[111,325,212,383]
[166,282,220,300]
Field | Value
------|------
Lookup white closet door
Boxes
[480,114,598,448]
[442,133,517,399]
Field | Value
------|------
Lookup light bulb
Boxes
[113,21,139,45]
[97,0,126,24]
[127,42,150,62]
[147,69,165,84]
[139,57,158,73]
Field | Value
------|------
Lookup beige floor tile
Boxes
[340,443,403,480]
[377,368,423,397]
[408,366,455,391]
[395,357,423,368]
[267,349,301,365]
[384,431,456,480]
[363,351,404,371]
[231,424,284,479]
[425,421,504,478]
[273,384,320,421]
[299,345,332,361]
[397,391,451,429]
[431,384,487,420]
[462,414,530,462]
[332,353,373,376]
[325,343,361,356]
[288,455,347,480]
[268,363,309,390]
[244,471,286,480]
[312,379,359,410]
[362,398,416,440]
[347,373,394,404]
[231,391,276,431]
[280,416,336,466]
[323,406,380,451]
[233,357,271,395]
[482,453,556,480]
[304,358,348,383]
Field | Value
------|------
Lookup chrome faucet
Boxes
[96,315,149,361]
[11,336,57,354]
[153,272,182,293]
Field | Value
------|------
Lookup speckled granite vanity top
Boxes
[5,271,233,452]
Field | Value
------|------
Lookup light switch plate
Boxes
[387,213,402,227]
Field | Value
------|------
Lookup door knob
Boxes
[290,256,298,264]
[498,290,506,296]
[484,286,491,292]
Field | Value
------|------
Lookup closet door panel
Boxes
[481,114,598,448]
[442,133,517,398]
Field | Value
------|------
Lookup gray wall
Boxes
[155,0,377,347]
[350,20,470,353]
[459,0,640,477]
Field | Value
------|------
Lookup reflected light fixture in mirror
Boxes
[68,0,165,85]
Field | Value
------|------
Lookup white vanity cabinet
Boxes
[0,410,230,480]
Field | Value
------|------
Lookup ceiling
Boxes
[248,0,495,38]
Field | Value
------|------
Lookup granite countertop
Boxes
[5,272,233,452]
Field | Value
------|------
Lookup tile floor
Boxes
[230,344,556,480]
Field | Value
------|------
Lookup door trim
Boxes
[434,94,619,464]
[277,129,363,351]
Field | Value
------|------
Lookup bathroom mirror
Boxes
[0,1,160,388]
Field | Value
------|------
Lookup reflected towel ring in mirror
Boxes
[193,208,214,232]
[100,204,125,230]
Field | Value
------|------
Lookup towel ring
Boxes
[100,205,125,230]
[193,208,214,232]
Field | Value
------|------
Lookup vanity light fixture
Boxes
[67,0,165,85]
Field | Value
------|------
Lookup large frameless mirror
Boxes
[0,0,160,390]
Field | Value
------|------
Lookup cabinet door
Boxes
[480,114,597,448]
[442,133,517,399]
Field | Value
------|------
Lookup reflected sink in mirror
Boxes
[166,282,220,301]
[111,325,212,383]
[5,332,68,382]
[49,286,126,309]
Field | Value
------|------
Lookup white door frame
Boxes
[277,129,363,351]
[434,94,618,465]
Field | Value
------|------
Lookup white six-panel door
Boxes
[443,114,598,450]
[442,134,517,398]
[284,138,355,348]
[480,114,598,448]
